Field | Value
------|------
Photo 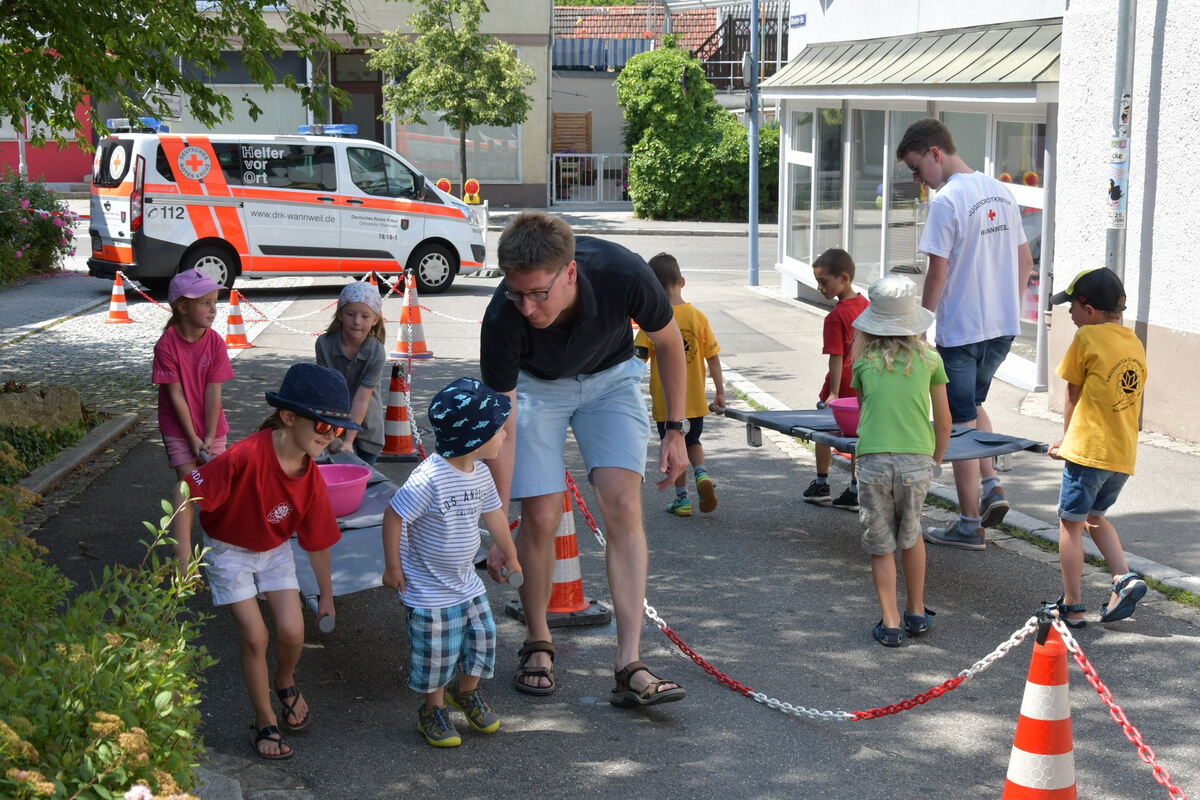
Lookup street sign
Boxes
[144,88,183,121]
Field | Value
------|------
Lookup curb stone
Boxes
[18,412,140,496]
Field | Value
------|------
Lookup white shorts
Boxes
[203,536,299,606]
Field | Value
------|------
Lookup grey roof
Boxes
[762,18,1060,93]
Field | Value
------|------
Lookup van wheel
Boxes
[181,245,239,290]
[408,243,456,294]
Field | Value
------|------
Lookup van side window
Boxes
[348,147,416,198]
[215,144,336,191]
[156,146,176,183]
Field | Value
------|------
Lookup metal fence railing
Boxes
[551,153,632,204]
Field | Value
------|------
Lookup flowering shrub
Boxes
[0,171,78,285]
[0,491,211,799]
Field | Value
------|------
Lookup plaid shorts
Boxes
[406,594,496,693]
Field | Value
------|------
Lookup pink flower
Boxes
[19,198,30,209]
[69,249,76,256]
[20,218,28,224]
[123,786,154,800]
[15,250,23,258]
[61,238,68,246]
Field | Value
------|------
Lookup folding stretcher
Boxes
[722,407,1047,462]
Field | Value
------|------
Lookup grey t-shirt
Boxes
[315,334,386,454]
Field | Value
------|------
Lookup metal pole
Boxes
[747,0,760,286]
[17,113,28,178]
[1105,0,1136,282]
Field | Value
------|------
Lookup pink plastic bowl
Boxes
[318,463,371,517]
[828,397,860,437]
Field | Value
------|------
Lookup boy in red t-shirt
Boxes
[804,249,869,510]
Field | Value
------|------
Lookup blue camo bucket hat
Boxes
[428,377,511,458]
[265,363,362,430]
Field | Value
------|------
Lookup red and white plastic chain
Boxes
[116,271,171,312]
[1053,620,1189,800]
[398,271,426,460]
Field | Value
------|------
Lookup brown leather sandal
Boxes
[610,660,685,708]
[513,640,556,696]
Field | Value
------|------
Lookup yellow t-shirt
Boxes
[1055,322,1147,474]
[634,303,720,421]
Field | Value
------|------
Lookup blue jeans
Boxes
[1058,461,1129,522]
[937,336,1014,424]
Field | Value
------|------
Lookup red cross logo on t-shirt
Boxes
[988,208,996,221]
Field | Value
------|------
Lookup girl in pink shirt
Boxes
[152,268,233,563]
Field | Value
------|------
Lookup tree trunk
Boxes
[459,121,468,197]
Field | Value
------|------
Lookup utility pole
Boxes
[746,0,760,286]
[1105,0,1136,281]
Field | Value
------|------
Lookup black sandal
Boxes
[251,724,292,760]
[276,685,310,731]
[610,660,685,707]
[1054,595,1087,629]
[513,640,556,696]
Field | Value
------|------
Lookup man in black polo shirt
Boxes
[481,211,689,707]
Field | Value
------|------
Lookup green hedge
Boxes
[0,422,88,486]
[0,489,212,799]
[616,37,780,221]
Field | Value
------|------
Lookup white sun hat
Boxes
[852,273,935,337]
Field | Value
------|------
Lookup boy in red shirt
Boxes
[804,248,869,510]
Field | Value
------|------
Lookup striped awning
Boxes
[762,18,1060,98]
[553,37,654,69]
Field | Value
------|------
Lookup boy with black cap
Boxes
[1049,267,1148,628]
[382,377,522,747]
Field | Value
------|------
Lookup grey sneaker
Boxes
[831,487,859,511]
[803,480,832,505]
[446,687,500,733]
[418,705,461,747]
[923,521,986,551]
[979,487,1010,528]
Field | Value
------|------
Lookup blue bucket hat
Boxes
[428,378,511,458]
[265,363,362,430]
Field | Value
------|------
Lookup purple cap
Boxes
[168,268,224,303]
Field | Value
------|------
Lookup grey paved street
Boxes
[5,209,1198,799]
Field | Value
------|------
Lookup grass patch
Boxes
[0,411,108,487]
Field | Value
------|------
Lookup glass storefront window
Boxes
[885,110,928,280]
[995,121,1047,189]
[815,107,844,255]
[849,109,885,282]
[941,111,986,172]
[788,163,812,262]
[395,121,521,182]
[791,111,813,154]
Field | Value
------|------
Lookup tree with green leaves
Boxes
[369,0,535,192]
[2,0,366,145]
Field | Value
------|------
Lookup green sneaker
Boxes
[446,687,501,733]
[418,705,461,747]
[666,496,692,516]
[695,473,717,513]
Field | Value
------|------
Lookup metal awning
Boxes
[762,18,1060,100]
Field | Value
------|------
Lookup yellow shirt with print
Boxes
[1056,322,1147,475]
[634,303,720,421]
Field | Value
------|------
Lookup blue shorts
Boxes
[406,594,496,693]
[655,416,704,448]
[937,336,1014,424]
[511,357,650,499]
[1057,461,1129,522]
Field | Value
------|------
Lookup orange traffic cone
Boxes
[104,273,133,323]
[367,271,378,287]
[377,363,419,462]
[1002,625,1076,799]
[224,289,254,349]
[389,272,433,360]
[505,490,612,628]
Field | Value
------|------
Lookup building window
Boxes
[940,111,987,173]
[788,162,812,262]
[885,109,928,278]
[815,107,843,255]
[790,110,813,154]
[995,120,1047,188]
[849,109,885,283]
[395,121,521,183]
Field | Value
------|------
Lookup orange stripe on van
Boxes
[186,205,219,240]
[213,206,249,255]
[350,196,467,219]
[339,258,402,272]
[146,184,179,194]
[95,185,132,198]
[460,260,483,268]
[247,256,342,272]
[96,244,134,264]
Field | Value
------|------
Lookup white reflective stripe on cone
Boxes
[1018,682,1071,721]
[1005,749,1076,790]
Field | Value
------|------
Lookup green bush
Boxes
[616,37,779,221]
[0,490,212,799]
[0,422,89,486]
[0,172,78,285]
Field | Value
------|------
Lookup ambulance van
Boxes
[87,131,487,293]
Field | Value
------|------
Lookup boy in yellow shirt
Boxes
[635,253,725,516]
[1049,267,1148,627]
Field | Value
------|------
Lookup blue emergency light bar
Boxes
[105,117,169,133]
[297,124,358,136]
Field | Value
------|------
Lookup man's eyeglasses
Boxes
[503,263,567,304]
[311,419,345,437]
[909,150,931,178]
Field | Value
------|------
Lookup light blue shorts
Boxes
[406,595,496,693]
[1058,461,1129,522]
[511,357,651,499]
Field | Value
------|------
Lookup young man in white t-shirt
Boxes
[896,118,1034,551]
